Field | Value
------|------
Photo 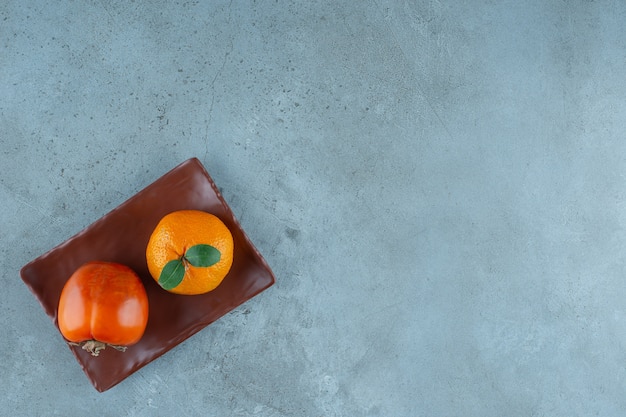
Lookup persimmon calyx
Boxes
[68,340,128,357]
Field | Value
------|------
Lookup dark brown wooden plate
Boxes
[20,158,275,392]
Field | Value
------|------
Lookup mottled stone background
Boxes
[2,1,626,415]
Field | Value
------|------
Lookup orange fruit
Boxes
[146,210,234,295]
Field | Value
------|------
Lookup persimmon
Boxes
[58,261,149,356]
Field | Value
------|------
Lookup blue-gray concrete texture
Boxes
[2,0,626,415]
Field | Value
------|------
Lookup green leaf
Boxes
[185,244,221,267]
[158,259,185,290]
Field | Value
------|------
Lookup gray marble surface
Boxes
[3,1,626,415]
